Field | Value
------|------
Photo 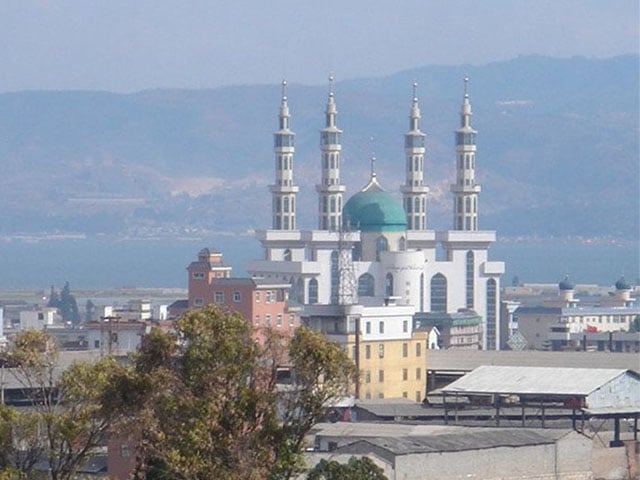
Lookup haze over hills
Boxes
[0,55,637,242]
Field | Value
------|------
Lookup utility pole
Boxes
[100,315,121,356]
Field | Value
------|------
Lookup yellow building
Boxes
[304,302,428,402]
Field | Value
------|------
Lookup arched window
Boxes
[358,273,375,297]
[308,278,319,304]
[398,236,406,251]
[296,278,304,304]
[385,273,394,297]
[283,197,289,213]
[419,273,425,312]
[352,242,362,261]
[284,249,292,262]
[375,236,388,261]
[466,251,474,309]
[414,197,420,213]
[430,273,447,313]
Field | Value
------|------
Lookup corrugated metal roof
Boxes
[427,349,640,372]
[441,365,633,396]
[337,429,566,455]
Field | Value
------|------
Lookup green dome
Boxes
[343,176,407,232]
[615,276,631,290]
[558,275,575,291]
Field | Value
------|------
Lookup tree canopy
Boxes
[306,457,388,480]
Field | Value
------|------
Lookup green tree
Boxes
[0,330,127,480]
[306,457,388,480]
[47,285,60,309]
[629,315,640,333]
[84,299,95,322]
[59,282,80,325]
[116,305,356,480]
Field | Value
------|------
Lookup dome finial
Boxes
[413,81,418,102]
[328,74,335,97]
[370,135,376,177]
[464,76,469,98]
[281,79,287,100]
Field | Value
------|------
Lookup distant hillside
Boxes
[0,55,637,240]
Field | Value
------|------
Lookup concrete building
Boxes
[305,422,592,480]
[414,310,482,349]
[514,278,640,350]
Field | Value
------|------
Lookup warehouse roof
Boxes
[441,365,637,397]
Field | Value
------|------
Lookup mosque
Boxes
[247,77,504,399]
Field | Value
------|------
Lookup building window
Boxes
[403,320,408,333]
[375,236,388,261]
[365,345,371,359]
[358,273,375,297]
[378,370,384,382]
[378,393,384,399]
[255,315,260,325]
[486,278,497,350]
[194,298,204,307]
[365,370,371,383]
[416,342,422,357]
[416,368,421,380]
[120,444,130,459]
[255,291,260,302]
[284,249,292,261]
[365,321,371,334]
[265,314,271,327]
[430,273,447,313]
[385,273,394,297]
[265,291,273,303]
[466,251,474,309]
[402,343,408,357]
[416,391,422,402]
[214,292,224,304]
[402,368,408,381]
[289,314,295,327]
[308,278,319,304]
[276,314,282,327]
[233,291,241,302]
[192,272,204,280]
[365,392,371,400]
[330,251,339,304]
[379,321,385,334]
[378,344,384,358]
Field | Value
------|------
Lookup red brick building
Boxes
[185,247,299,342]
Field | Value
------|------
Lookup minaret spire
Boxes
[401,81,429,230]
[270,79,299,230]
[451,76,480,231]
[316,75,346,231]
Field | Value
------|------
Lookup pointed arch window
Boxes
[398,236,406,251]
[430,273,447,313]
[308,278,319,304]
[385,273,394,297]
[358,273,375,297]
[375,236,388,261]
[284,249,292,262]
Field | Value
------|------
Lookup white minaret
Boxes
[401,82,429,230]
[451,77,481,231]
[270,80,299,230]
[316,76,346,231]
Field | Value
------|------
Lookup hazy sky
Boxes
[1,0,638,93]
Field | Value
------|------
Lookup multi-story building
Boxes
[185,249,299,343]
[247,78,504,400]
[514,277,639,350]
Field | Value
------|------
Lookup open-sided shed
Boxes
[441,366,640,446]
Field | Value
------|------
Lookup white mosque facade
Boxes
[247,78,505,351]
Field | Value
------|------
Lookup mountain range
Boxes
[0,54,637,241]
